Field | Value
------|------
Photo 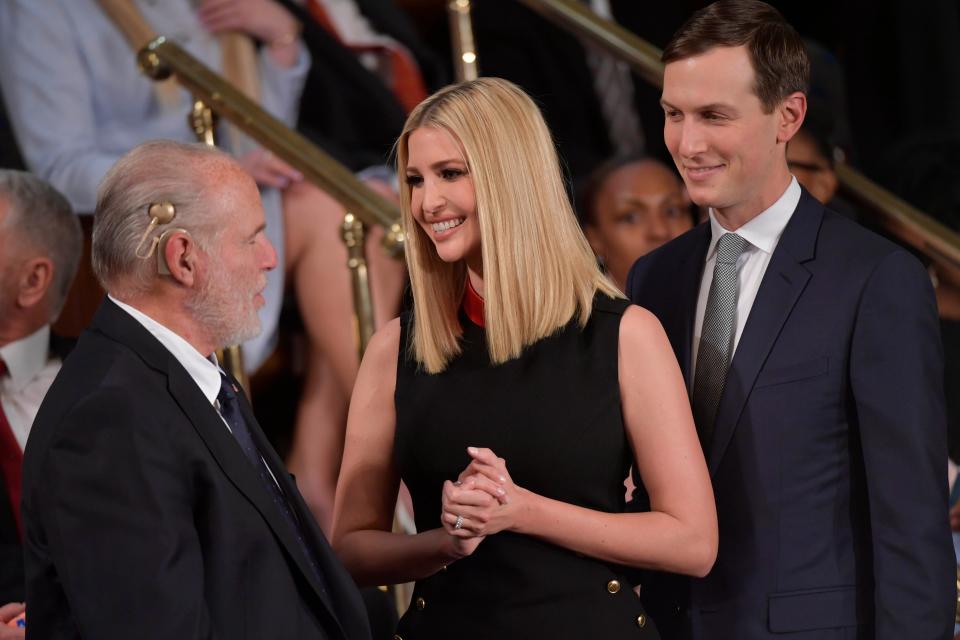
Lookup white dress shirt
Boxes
[110,296,222,407]
[111,296,283,486]
[691,177,802,383]
[0,325,62,451]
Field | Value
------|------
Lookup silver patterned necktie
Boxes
[692,232,750,447]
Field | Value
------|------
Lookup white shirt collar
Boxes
[706,177,801,259]
[0,324,51,391]
[109,295,223,405]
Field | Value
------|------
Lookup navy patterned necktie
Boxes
[217,374,328,593]
[692,233,750,447]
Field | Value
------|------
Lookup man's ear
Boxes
[17,256,54,309]
[160,230,199,287]
[776,92,807,144]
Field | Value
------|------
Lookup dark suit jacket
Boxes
[278,0,445,172]
[21,299,371,639]
[0,331,73,604]
[626,190,954,639]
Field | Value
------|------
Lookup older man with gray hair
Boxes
[0,170,81,619]
[22,140,370,640]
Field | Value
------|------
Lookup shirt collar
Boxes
[706,177,801,260]
[0,324,51,391]
[462,277,485,328]
[109,295,223,405]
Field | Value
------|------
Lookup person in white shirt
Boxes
[0,170,81,614]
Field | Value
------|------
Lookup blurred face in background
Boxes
[787,128,838,205]
[585,159,693,290]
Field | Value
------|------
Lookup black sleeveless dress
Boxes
[394,294,659,639]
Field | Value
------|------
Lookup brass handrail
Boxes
[516,0,663,88]
[836,164,960,269]
[505,0,960,269]
[138,36,405,255]
[341,214,376,356]
[448,0,479,82]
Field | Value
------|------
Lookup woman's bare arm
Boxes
[441,305,718,576]
[332,318,483,587]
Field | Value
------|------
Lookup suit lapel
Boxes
[707,192,823,475]
[174,372,346,635]
[232,383,348,629]
[674,225,711,388]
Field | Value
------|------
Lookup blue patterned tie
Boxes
[692,233,750,447]
[217,374,328,593]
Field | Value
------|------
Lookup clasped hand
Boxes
[440,447,526,557]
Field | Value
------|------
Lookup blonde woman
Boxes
[333,78,717,638]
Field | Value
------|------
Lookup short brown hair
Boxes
[662,0,809,113]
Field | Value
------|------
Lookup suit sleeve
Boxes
[850,250,955,640]
[28,388,218,639]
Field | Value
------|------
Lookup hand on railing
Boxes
[197,0,301,61]
[238,148,304,190]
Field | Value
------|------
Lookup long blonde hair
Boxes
[397,78,621,373]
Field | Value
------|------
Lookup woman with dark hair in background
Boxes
[578,156,696,291]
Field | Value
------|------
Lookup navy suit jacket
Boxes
[22,299,370,639]
[626,190,954,639]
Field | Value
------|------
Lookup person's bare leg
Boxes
[291,352,348,531]
[281,181,405,533]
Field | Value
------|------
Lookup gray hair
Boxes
[92,140,235,296]
[0,170,82,318]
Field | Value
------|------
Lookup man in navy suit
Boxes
[626,2,955,638]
